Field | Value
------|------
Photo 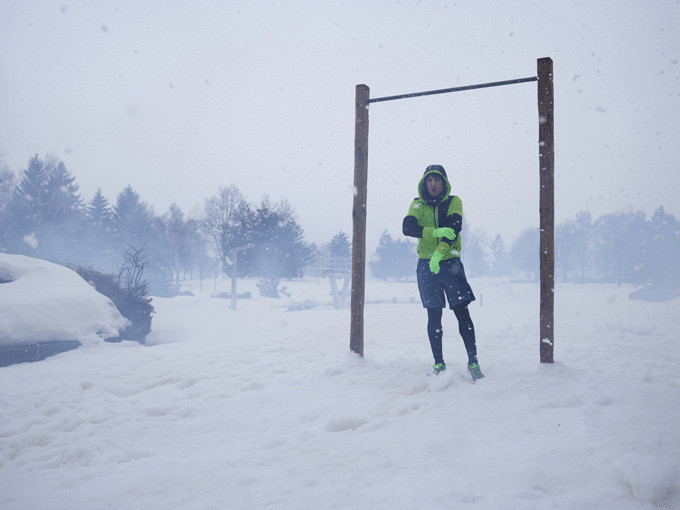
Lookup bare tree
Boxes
[118,244,147,293]
[201,185,250,273]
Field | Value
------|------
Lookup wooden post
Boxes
[350,84,370,356]
[230,256,238,310]
[537,57,555,363]
[329,276,341,309]
[229,243,254,310]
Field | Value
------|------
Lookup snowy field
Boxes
[1,266,679,509]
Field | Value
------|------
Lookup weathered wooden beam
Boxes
[537,57,555,363]
[350,84,370,357]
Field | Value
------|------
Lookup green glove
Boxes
[429,251,444,274]
[432,227,456,240]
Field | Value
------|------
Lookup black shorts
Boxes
[416,257,476,309]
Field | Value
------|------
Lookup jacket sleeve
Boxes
[441,196,463,248]
[402,200,423,238]
[402,215,422,238]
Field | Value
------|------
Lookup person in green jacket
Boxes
[402,164,484,379]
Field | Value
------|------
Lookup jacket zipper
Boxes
[433,204,439,241]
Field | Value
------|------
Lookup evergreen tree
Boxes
[328,231,351,274]
[112,185,154,249]
[87,188,114,231]
[184,217,208,280]
[370,230,416,281]
[594,211,646,285]
[250,197,315,281]
[460,222,489,278]
[371,231,393,281]
[232,199,256,275]
[44,160,84,223]
[283,213,316,278]
[307,242,331,278]
[16,155,50,222]
[9,155,50,252]
[165,203,204,282]
[330,231,351,258]
[0,166,15,250]
[111,186,176,296]
[0,166,14,210]
[510,228,539,281]
[643,206,680,287]
[85,188,116,271]
[556,211,593,282]
[41,160,86,264]
[146,213,177,296]
[490,234,509,276]
[556,220,578,281]
[574,211,594,281]
[166,203,186,281]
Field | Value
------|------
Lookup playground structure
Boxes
[324,256,351,309]
[350,58,555,363]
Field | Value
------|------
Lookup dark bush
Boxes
[257,277,281,298]
[74,247,154,343]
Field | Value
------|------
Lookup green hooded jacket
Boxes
[402,165,463,260]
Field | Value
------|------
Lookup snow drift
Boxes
[0,253,129,346]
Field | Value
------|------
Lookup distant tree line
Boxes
[368,209,680,290]
[2,155,678,294]
[0,155,316,296]
[507,208,680,289]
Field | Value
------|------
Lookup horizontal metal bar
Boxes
[367,76,538,104]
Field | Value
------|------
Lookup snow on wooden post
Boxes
[350,84,370,357]
[537,57,555,363]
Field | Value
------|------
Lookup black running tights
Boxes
[427,305,477,365]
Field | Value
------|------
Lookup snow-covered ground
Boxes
[1,267,679,509]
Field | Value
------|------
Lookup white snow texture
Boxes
[1,255,679,509]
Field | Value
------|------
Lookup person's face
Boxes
[426,174,444,197]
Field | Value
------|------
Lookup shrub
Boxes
[257,277,281,298]
[74,247,154,344]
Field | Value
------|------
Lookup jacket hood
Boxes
[418,165,451,205]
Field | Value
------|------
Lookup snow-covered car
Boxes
[0,253,128,366]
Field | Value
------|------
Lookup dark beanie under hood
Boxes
[424,164,447,179]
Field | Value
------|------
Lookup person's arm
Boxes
[403,199,424,238]
[403,213,450,241]
[402,214,423,238]
[441,196,463,246]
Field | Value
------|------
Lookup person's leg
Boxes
[453,303,484,378]
[453,303,477,364]
[427,307,444,365]
[417,258,446,368]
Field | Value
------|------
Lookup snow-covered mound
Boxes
[0,253,129,346]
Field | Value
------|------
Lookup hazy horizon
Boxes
[1,1,678,249]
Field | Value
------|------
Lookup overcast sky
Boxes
[1,1,678,250]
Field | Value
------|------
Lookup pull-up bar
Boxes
[367,76,538,104]
[351,57,555,364]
